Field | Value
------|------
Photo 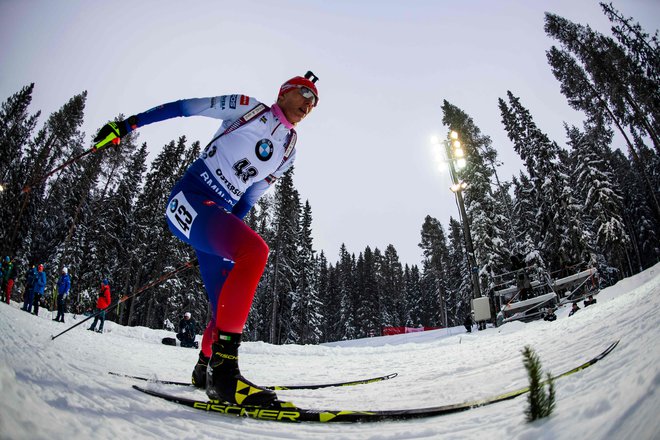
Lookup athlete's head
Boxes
[276,71,319,126]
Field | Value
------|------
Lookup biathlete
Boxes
[93,71,319,407]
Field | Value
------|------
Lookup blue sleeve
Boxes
[121,95,260,133]
[231,180,271,220]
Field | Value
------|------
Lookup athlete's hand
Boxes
[93,116,138,149]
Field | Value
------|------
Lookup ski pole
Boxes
[23,146,97,193]
[22,135,120,194]
[50,259,197,341]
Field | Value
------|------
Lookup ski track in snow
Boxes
[1,263,658,440]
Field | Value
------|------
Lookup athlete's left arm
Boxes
[231,180,270,220]
[93,95,257,148]
[131,95,257,129]
[231,151,297,220]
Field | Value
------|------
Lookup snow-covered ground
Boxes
[1,264,658,440]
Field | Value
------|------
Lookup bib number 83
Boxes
[167,192,198,239]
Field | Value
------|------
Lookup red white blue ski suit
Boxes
[129,94,296,356]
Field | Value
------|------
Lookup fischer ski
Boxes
[132,340,619,423]
[111,371,398,390]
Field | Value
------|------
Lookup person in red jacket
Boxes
[88,279,111,333]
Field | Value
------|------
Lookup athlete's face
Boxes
[277,88,315,125]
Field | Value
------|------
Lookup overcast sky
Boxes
[1,0,658,267]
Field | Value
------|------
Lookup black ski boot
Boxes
[206,332,278,407]
[191,351,209,388]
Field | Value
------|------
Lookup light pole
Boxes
[432,131,481,299]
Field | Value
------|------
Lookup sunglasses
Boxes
[298,86,318,106]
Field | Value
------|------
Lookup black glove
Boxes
[93,115,138,149]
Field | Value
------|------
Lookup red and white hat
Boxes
[278,71,319,106]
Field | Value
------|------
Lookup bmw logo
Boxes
[255,139,273,161]
[169,198,178,212]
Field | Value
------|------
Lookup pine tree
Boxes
[566,119,629,276]
[418,215,449,326]
[544,11,660,220]
[337,244,357,340]
[290,200,322,344]
[446,217,472,325]
[268,167,300,344]
[0,84,41,258]
[522,346,556,422]
[609,149,660,272]
[499,91,590,273]
[129,137,193,328]
[10,92,88,261]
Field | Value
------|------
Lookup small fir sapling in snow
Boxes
[522,345,556,422]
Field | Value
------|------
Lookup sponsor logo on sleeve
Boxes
[240,95,249,106]
[220,96,227,109]
[229,95,237,109]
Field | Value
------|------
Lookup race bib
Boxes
[167,192,198,239]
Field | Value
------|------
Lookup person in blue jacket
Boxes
[30,264,47,315]
[53,267,71,323]
[22,265,37,313]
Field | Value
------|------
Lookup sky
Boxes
[1,0,658,267]
[1,263,658,439]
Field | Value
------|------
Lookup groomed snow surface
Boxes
[1,264,658,440]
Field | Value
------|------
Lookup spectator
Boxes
[543,307,557,321]
[568,302,580,317]
[88,279,111,333]
[510,254,532,301]
[583,295,597,307]
[1,256,17,304]
[31,264,47,315]
[22,265,37,312]
[177,312,198,348]
[463,313,473,333]
[53,267,71,323]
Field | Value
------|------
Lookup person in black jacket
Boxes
[177,312,198,348]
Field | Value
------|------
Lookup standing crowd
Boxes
[1,256,112,334]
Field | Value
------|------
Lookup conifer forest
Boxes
[0,4,657,343]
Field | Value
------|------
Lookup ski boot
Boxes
[206,332,278,407]
[191,351,209,388]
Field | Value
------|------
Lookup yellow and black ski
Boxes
[132,340,618,423]
[111,371,397,390]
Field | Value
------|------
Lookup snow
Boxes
[1,264,659,440]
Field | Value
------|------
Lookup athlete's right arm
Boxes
[93,95,256,149]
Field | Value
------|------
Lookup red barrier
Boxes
[382,326,441,335]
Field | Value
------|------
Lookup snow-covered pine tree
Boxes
[105,144,148,324]
[381,244,406,327]
[0,84,40,258]
[446,217,472,326]
[290,200,322,344]
[128,137,193,328]
[403,264,423,327]
[244,192,275,341]
[355,246,379,338]
[609,149,660,272]
[544,12,660,220]
[12,92,88,265]
[337,244,357,340]
[499,91,590,274]
[566,118,630,277]
[268,167,300,344]
[418,215,449,327]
